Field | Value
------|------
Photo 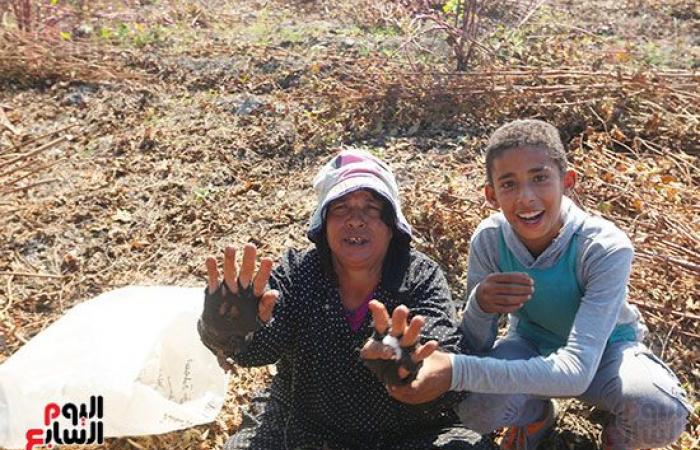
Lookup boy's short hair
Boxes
[484,119,567,184]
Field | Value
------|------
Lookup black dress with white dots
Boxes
[201,247,493,450]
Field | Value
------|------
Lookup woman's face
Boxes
[325,189,393,271]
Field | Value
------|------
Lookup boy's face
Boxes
[485,146,576,256]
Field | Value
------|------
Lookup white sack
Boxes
[0,285,228,449]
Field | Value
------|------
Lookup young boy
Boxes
[386,120,691,449]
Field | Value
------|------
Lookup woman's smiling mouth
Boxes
[344,236,369,246]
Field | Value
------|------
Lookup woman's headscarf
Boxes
[307,149,412,244]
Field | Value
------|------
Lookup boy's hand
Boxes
[475,272,533,314]
[387,350,453,404]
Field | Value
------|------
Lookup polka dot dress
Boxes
[205,247,492,450]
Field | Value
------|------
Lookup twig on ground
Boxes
[627,300,700,322]
[0,107,19,135]
[0,135,66,175]
[7,123,77,152]
[0,271,64,279]
[2,177,60,194]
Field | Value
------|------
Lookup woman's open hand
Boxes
[202,243,279,340]
[360,300,438,385]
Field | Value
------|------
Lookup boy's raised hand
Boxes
[475,272,534,314]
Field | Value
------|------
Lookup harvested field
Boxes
[0,0,697,449]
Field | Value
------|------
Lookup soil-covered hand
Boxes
[387,350,453,405]
[360,301,438,386]
[200,244,279,352]
[475,272,534,314]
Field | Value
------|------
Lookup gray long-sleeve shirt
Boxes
[451,197,646,397]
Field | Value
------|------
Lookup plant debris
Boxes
[0,0,697,449]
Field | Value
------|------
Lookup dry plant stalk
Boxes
[406,0,542,70]
[0,128,71,194]
[0,29,144,85]
[9,0,32,31]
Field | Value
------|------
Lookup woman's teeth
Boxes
[345,237,367,245]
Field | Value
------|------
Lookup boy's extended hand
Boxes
[387,350,453,404]
[475,272,534,314]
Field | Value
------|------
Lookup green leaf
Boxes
[100,27,113,40]
[598,201,613,214]
[60,31,71,41]
[443,0,459,14]
[116,22,130,40]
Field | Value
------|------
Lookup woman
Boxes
[198,149,492,450]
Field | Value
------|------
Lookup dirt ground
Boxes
[0,0,698,449]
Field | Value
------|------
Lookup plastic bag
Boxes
[0,286,228,449]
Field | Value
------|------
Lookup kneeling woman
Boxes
[198,149,492,450]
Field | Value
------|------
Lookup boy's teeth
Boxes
[518,211,543,219]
